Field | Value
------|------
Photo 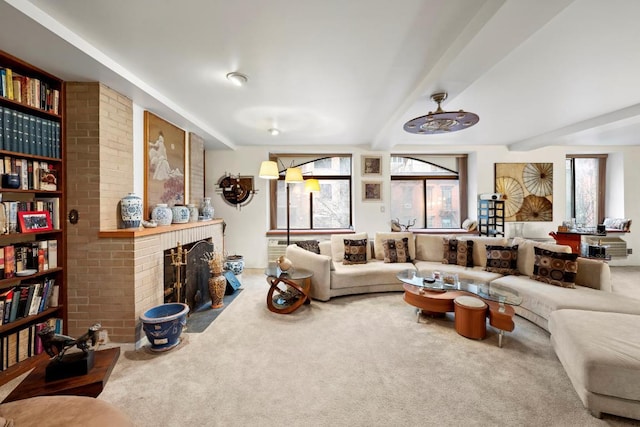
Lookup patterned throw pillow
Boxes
[485,245,519,275]
[343,239,368,264]
[530,247,578,288]
[295,240,320,254]
[442,238,474,267]
[383,238,412,263]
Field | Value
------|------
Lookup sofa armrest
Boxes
[576,257,611,291]
[285,244,333,301]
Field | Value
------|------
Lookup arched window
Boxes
[390,155,467,229]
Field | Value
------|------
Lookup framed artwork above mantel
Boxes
[144,111,186,219]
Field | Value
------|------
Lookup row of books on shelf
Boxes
[0,106,61,158]
[0,157,59,191]
[0,278,60,326]
[2,240,58,279]
[0,67,60,115]
[1,199,60,235]
[0,317,62,371]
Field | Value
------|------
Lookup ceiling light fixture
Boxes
[268,128,280,136]
[226,71,248,87]
[404,92,479,134]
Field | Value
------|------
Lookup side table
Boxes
[264,264,313,314]
[3,347,120,403]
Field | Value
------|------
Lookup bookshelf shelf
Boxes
[0,48,65,383]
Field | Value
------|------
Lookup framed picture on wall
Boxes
[362,155,382,176]
[144,111,186,219]
[494,162,553,222]
[362,181,382,202]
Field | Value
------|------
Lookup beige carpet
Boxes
[2,268,640,426]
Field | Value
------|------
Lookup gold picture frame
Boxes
[144,111,186,219]
[362,181,382,202]
[362,155,382,176]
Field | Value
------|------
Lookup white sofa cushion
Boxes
[374,232,416,261]
[415,234,451,262]
[330,232,370,263]
[331,259,414,289]
[512,237,571,276]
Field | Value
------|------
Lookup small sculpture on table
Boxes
[37,322,102,382]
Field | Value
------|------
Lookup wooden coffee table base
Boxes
[3,347,120,403]
[403,284,516,347]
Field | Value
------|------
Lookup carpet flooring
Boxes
[1,267,639,426]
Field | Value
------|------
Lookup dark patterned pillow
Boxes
[295,240,320,254]
[383,238,412,263]
[530,247,578,288]
[343,239,368,264]
[442,238,474,267]
[485,245,519,275]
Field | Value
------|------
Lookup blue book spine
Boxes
[0,105,3,150]
[3,107,11,151]
[54,122,60,158]
[28,115,36,156]
[35,117,43,156]
[9,110,18,152]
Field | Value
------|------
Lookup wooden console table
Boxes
[2,347,120,403]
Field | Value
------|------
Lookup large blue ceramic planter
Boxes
[140,303,189,352]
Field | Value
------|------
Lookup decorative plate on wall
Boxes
[216,174,256,209]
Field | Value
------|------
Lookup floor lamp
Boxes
[259,161,304,246]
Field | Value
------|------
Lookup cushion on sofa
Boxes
[512,237,571,276]
[343,238,368,264]
[485,245,519,275]
[331,259,413,289]
[374,232,415,260]
[443,238,474,267]
[531,247,578,288]
[459,236,508,267]
[415,234,451,261]
[295,240,320,254]
[382,237,412,263]
[331,232,370,262]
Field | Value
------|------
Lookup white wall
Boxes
[204,144,640,268]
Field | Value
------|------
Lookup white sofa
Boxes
[286,231,640,420]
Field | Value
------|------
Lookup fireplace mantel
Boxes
[98,218,224,238]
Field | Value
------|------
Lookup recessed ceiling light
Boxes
[268,128,280,136]
[226,72,248,86]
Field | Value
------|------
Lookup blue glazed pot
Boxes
[140,303,189,352]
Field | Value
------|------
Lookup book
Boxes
[4,245,15,279]
[38,240,48,272]
[5,68,13,100]
[2,288,13,325]
[47,239,58,269]
[49,283,59,308]
[0,106,3,150]
[0,246,4,277]
[34,322,46,355]
[42,278,55,310]
[0,288,12,326]
[16,284,32,319]
[28,283,42,316]
[8,285,22,322]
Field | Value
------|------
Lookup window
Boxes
[390,155,467,229]
[566,155,606,227]
[270,155,352,230]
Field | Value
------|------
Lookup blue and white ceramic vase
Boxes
[200,197,214,220]
[151,203,173,226]
[120,193,143,229]
[171,205,190,224]
[140,303,190,352]
[224,255,245,275]
[187,204,199,223]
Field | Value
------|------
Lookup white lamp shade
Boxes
[304,178,320,192]
[284,167,304,183]
[259,161,279,179]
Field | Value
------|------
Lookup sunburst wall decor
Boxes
[494,163,553,222]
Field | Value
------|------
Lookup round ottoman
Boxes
[454,295,487,340]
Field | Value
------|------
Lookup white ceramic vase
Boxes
[151,203,173,226]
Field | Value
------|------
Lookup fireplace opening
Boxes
[164,239,215,313]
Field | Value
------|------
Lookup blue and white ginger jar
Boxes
[151,203,173,226]
[171,205,190,224]
[120,193,143,229]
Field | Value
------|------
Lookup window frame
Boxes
[566,154,607,225]
[268,154,353,232]
[390,155,468,230]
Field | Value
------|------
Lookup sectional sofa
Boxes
[285,231,640,420]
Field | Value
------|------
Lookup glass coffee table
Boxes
[397,270,522,347]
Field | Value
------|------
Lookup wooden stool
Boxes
[454,295,487,340]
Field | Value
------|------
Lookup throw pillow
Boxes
[442,238,474,267]
[485,245,519,275]
[530,247,578,288]
[343,239,368,265]
[295,240,320,254]
[382,238,412,263]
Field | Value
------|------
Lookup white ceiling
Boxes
[2,0,640,151]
